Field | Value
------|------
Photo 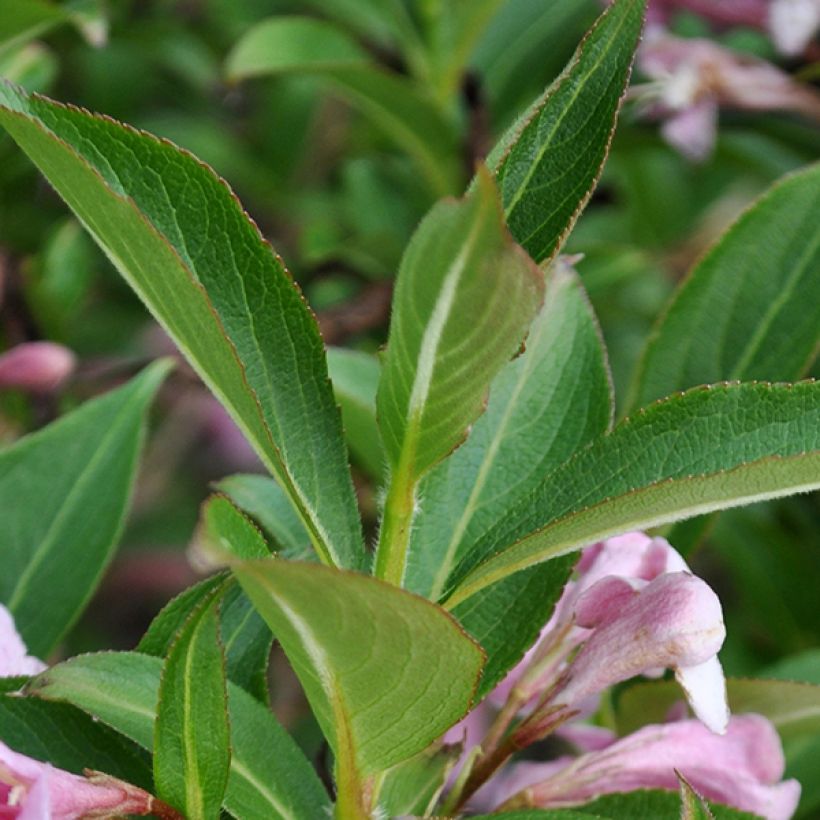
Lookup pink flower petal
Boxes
[511,715,800,820]
[0,344,75,395]
[0,741,155,818]
[556,573,726,718]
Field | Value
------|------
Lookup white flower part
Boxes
[769,0,820,55]
[0,605,46,677]
[676,655,730,735]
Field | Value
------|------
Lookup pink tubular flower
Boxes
[634,31,820,160]
[0,343,76,394]
[0,604,45,678]
[491,533,728,733]
[496,715,800,820]
[0,741,158,819]
[555,572,729,734]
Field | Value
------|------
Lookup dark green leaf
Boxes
[489,0,646,263]
[0,80,366,572]
[214,474,313,560]
[631,163,820,408]
[26,652,330,819]
[155,594,230,820]
[0,360,170,655]
[445,382,820,607]
[0,677,151,791]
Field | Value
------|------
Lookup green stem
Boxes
[373,460,416,586]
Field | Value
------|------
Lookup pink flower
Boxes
[555,572,729,734]
[490,533,728,733]
[634,31,820,159]
[0,605,45,678]
[0,741,158,819]
[0,343,76,394]
[495,715,800,820]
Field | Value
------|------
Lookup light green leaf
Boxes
[327,346,384,480]
[404,262,612,697]
[579,790,756,819]
[225,18,460,197]
[0,0,65,55]
[0,80,365,572]
[224,16,370,74]
[26,652,330,819]
[214,473,313,560]
[376,743,460,817]
[679,774,716,820]
[631,164,820,409]
[422,0,506,101]
[190,494,271,567]
[489,0,646,263]
[0,360,170,656]
[155,594,230,820]
[406,262,612,600]
[0,677,152,792]
[445,382,820,607]
[232,559,484,805]
[375,168,543,584]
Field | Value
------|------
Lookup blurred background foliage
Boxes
[0,0,818,807]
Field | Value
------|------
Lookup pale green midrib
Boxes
[182,620,205,820]
[445,453,820,608]
[7,382,147,611]
[728,211,820,380]
[1,103,346,570]
[229,758,294,819]
[403,197,488,459]
[500,0,634,220]
[426,296,552,600]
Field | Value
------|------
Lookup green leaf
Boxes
[225,18,460,197]
[402,263,611,697]
[214,474,313,560]
[0,80,366,573]
[444,382,820,607]
[452,557,577,701]
[190,494,271,567]
[471,792,754,819]
[579,790,756,819]
[26,652,330,819]
[422,0,506,101]
[143,584,275,704]
[0,677,152,791]
[617,678,820,742]
[376,742,460,817]
[489,0,646,263]
[155,594,230,820]
[374,169,543,584]
[137,575,228,658]
[327,346,384,480]
[631,164,820,409]
[679,774,716,820]
[406,263,612,600]
[0,360,170,655]
[377,168,543,481]
[0,0,65,55]
[224,17,370,73]
[232,559,485,805]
